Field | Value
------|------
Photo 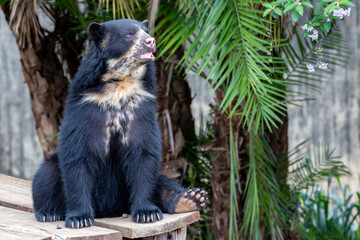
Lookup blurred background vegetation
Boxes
[0,0,359,239]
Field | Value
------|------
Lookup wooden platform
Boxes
[0,174,200,239]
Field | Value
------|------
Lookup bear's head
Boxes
[88,19,155,76]
[77,19,157,109]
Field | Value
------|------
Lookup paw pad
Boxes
[174,188,209,213]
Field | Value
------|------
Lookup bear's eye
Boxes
[126,30,136,38]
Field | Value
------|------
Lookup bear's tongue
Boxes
[140,52,155,60]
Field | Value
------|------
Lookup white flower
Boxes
[344,8,351,17]
[308,34,318,41]
[318,62,328,70]
[307,29,318,41]
[301,24,308,30]
[301,24,314,32]
[333,9,344,19]
[333,7,351,19]
[307,64,315,72]
[325,14,331,22]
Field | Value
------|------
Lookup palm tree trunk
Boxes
[1,3,68,158]
[211,90,289,239]
[211,89,246,239]
[156,53,196,177]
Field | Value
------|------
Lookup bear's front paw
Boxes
[131,207,163,223]
[65,215,95,228]
[35,210,64,222]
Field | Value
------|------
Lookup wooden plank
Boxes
[0,173,201,239]
[95,212,199,239]
[0,174,33,212]
[0,206,122,240]
[0,227,51,240]
[142,227,186,240]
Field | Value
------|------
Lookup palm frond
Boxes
[229,120,240,239]
[156,0,288,132]
[98,0,141,19]
[298,178,360,240]
[50,0,87,28]
[283,25,350,91]
[6,0,48,48]
[242,132,288,240]
[287,142,351,191]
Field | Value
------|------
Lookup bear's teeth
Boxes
[140,52,154,60]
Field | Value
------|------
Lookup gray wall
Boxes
[0,9,43,180]
[288,7,360,190]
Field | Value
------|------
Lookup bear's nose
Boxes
[144,37,156,48]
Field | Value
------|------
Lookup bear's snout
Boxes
[142,37,156,53]
[144,37,155,49]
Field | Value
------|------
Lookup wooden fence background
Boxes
[0,9,43,180]
[288,8,360,190]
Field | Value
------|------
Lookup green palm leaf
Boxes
[242,132,288,240]
[156,0,288,132]
[287,142,350,191]
[283,25,350,90]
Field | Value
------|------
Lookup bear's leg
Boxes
[127,150,164,223]
[32,153,66,222]
[154,175,208,214]
[61,158,95,228]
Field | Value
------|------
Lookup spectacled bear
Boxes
[32,19,208,228]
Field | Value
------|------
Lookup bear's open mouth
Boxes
[139,52,155,61]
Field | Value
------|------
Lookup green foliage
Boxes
[283,142,354,239]
[182,122,213,192]
[229,121,240,239]
[182,123,213,240]
[298,178,360,240]
[282,25,350,92]
[242,133,288,240]
[261,0,356,32]
[156,0,288,132]
[287,143,350,191]
[153,1,353,239]
[98,0,142,19]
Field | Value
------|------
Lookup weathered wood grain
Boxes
[96,212,199,239]
[0,206,122,240]
[0,227,50,240]
[142,227,186,240]
[0,173,33,212]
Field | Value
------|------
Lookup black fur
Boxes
[32,19,205,228]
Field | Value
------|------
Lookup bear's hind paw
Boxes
[174,188,208,213]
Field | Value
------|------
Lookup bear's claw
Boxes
[65,215,94,228]
[35,211,64,222]
[132,208,163,223]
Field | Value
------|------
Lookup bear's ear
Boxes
[88,22,104,42]
[142,20,149,28]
